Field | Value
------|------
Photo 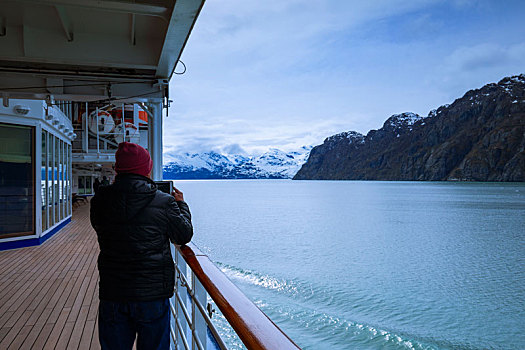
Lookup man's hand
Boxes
[172,187,184,202]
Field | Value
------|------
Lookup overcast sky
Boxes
[163,0,525,159]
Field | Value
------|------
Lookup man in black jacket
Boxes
[90,142,192,350]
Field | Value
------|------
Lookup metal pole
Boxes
[148,102,163,181]
[177,249,189,348]
[83,102,89,153]
[122,103,126,143]
[96,106,100,153]
[192,273,208,350]
[172,244,180,349]
[51,137,55,225]
[133,103,139,128]
[44,131,49,231]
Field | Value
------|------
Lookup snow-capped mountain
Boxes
[383,112,424,132]
[163,146,312,179]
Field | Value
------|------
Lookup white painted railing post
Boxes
[170,244,178,349]
[175,248,190,349]
[192,275,208,350]
[148,102,163,181]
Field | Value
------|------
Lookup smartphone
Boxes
[155,181,173,194]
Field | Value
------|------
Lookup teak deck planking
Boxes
[0,202,102,350]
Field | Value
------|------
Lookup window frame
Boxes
[0,122,36,238]
[41,129,48,232]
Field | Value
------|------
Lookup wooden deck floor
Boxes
[0,202,101,350]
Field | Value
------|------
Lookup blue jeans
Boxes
[98,299,170,350]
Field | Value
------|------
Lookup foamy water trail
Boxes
[215,262,445,350]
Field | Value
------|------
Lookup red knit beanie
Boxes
[115,142,153,177]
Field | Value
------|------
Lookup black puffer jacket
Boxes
[90,173,192,301]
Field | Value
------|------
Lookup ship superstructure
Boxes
[0,0,203,247]
[0,1,299,349]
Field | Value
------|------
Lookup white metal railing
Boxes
[171,243,301,350]
[170,244,227,350]
[55,100,73,121]
[71,102,143,154]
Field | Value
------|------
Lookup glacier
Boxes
[163,147,312,179]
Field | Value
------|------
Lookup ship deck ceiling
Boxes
[0,0,205,101]
[0,202,104,350]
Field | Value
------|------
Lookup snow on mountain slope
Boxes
[163,147,312,179]
[384,112,424,131]
[251,147,311,178]
[166,152,231,171]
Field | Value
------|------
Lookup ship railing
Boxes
[170,243,301,350]
[68,102,146,154]
[54,100,74,122]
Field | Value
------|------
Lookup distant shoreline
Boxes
[165,177,524,183]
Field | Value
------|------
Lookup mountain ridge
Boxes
[294,74,525,181]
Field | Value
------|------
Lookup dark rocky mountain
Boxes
[294,75,525,181]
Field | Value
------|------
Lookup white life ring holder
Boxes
[114,122,140,144]
[86,110,115,134]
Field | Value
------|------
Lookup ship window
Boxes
[78,177,84,194]
[68,144,72,215]
[0,123,35,238]
[62,140,69,220]
[48,133,54,226]
[60,140,65,221]
[41,134,72,233]
[86,177,92,194]
[41,130,48,232]
[66,144,70,216]
[78,176,93,195]
[54,136,60,224]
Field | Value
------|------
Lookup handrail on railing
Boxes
[171,261,226,350]
[176,243,301,350]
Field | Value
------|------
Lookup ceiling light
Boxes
[14,105,31,115]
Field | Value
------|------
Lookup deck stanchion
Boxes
[176,248,189,348]
[171,244,179,349]
[192,274,208,349]
[95,106,99,153]
[121,103,125,143]
[83,102,88,153]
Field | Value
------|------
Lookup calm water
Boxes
[173,180,525,350]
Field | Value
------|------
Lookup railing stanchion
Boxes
[176,247,189,348]
[192,272,208,350]
[95,106,99,153]
[171,244,179,349]
[121,103,126,142]
[83,102,88,153]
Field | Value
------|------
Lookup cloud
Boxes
[445,43,511,72]
[222,143,247,155]
[433,42,525,98]
[163,0,525,159]
[162,110,353,157]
